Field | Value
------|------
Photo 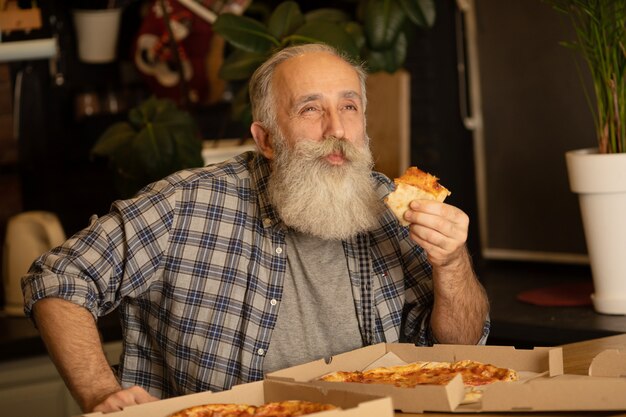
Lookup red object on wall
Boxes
[133,0,213,104]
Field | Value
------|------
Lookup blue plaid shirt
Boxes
[23,151,488,398]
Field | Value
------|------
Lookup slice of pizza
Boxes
[452,359,519,386]
[385,166,451,226]
[253,400,338,416]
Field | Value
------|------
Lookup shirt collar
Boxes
[248,152,282,230]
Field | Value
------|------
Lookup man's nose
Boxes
[323,109,345,140]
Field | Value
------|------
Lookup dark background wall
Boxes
[405,0,481,259]
[1,1,477,228]
[2,0,591,306]
[0,0,479,307]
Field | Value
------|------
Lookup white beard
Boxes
[268,133,385,240]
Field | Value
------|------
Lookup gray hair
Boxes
[248,43,368,132]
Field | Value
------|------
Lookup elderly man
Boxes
[22,43,489,413]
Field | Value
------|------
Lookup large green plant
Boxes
[213,0,435,125]
[91,97,205,198]
[548,0,626,153]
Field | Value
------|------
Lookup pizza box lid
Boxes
[265,342,563,413]
[77,379,394,417]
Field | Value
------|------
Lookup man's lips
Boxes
[325,151,346,165]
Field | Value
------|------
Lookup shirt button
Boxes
[275,247,283,254]
[263,218,272,226]
[258,348,265,355]
[270,299,277,306]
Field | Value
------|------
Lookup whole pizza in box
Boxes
[168,400,337,417]
[318,359,518,404]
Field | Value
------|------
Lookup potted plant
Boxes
[548,0,626,314]
[70,0,131,64]
[91,96,205,199]
[212,0,435,177]
[212,0,434,121]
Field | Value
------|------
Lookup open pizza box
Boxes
[266,342,564,413]
[454,347,626,412]
[471,346,626,413]
[458,345,626,412]
[78,379,393,417]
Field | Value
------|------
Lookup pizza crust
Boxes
[384,167,451,226]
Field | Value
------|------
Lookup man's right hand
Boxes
[31,299,158,413]
[91,386,159,413]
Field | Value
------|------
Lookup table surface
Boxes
[396,333,626,416]
[478,261,626,347]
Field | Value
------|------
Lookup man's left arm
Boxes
[404,200,489,344]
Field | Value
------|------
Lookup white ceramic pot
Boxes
[566,148,626,314]
[72,8,122,64]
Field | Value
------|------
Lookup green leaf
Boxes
[398,0,436,28]
[364,31,407,72]
[344,21,366,51]
[173,131,204,168]
[128,103,148,129]
[364,49,386,72]
[132,124,170,177]
[245,2,272,22]
[153,108,197,132]
[364,0,406,49]
[111,145,142,179]
[388,30,408,71]
[213,13,279,53]
[288,21,360,60]
[91,123,135,157]
[231,82,253,127]
[267,1,305,40]
[127,97,177,129]
[220,50,268,81]
[305,8,351,24]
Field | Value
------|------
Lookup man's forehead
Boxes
[273,51,362,100]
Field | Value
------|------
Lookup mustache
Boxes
[294,136,364,162]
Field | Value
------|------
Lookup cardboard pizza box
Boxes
[464,343,626,412]
[467,373,626,412]
[266,342,563,413]
[78,379,394,417]
[589,348,626,377]
[454,345,626,412]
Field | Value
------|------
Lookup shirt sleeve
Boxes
[22,187,176,321]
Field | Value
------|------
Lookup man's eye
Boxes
[344,104,358,111]
[302,106,318,113]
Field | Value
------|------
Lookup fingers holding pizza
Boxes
[386,167,488,345]
[406,200,470,268]
[385,167,469,268]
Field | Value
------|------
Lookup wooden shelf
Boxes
[0,3,42,34]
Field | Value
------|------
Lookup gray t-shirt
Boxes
[263,229,363,373]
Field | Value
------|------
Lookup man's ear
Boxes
[251,122,274,159]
